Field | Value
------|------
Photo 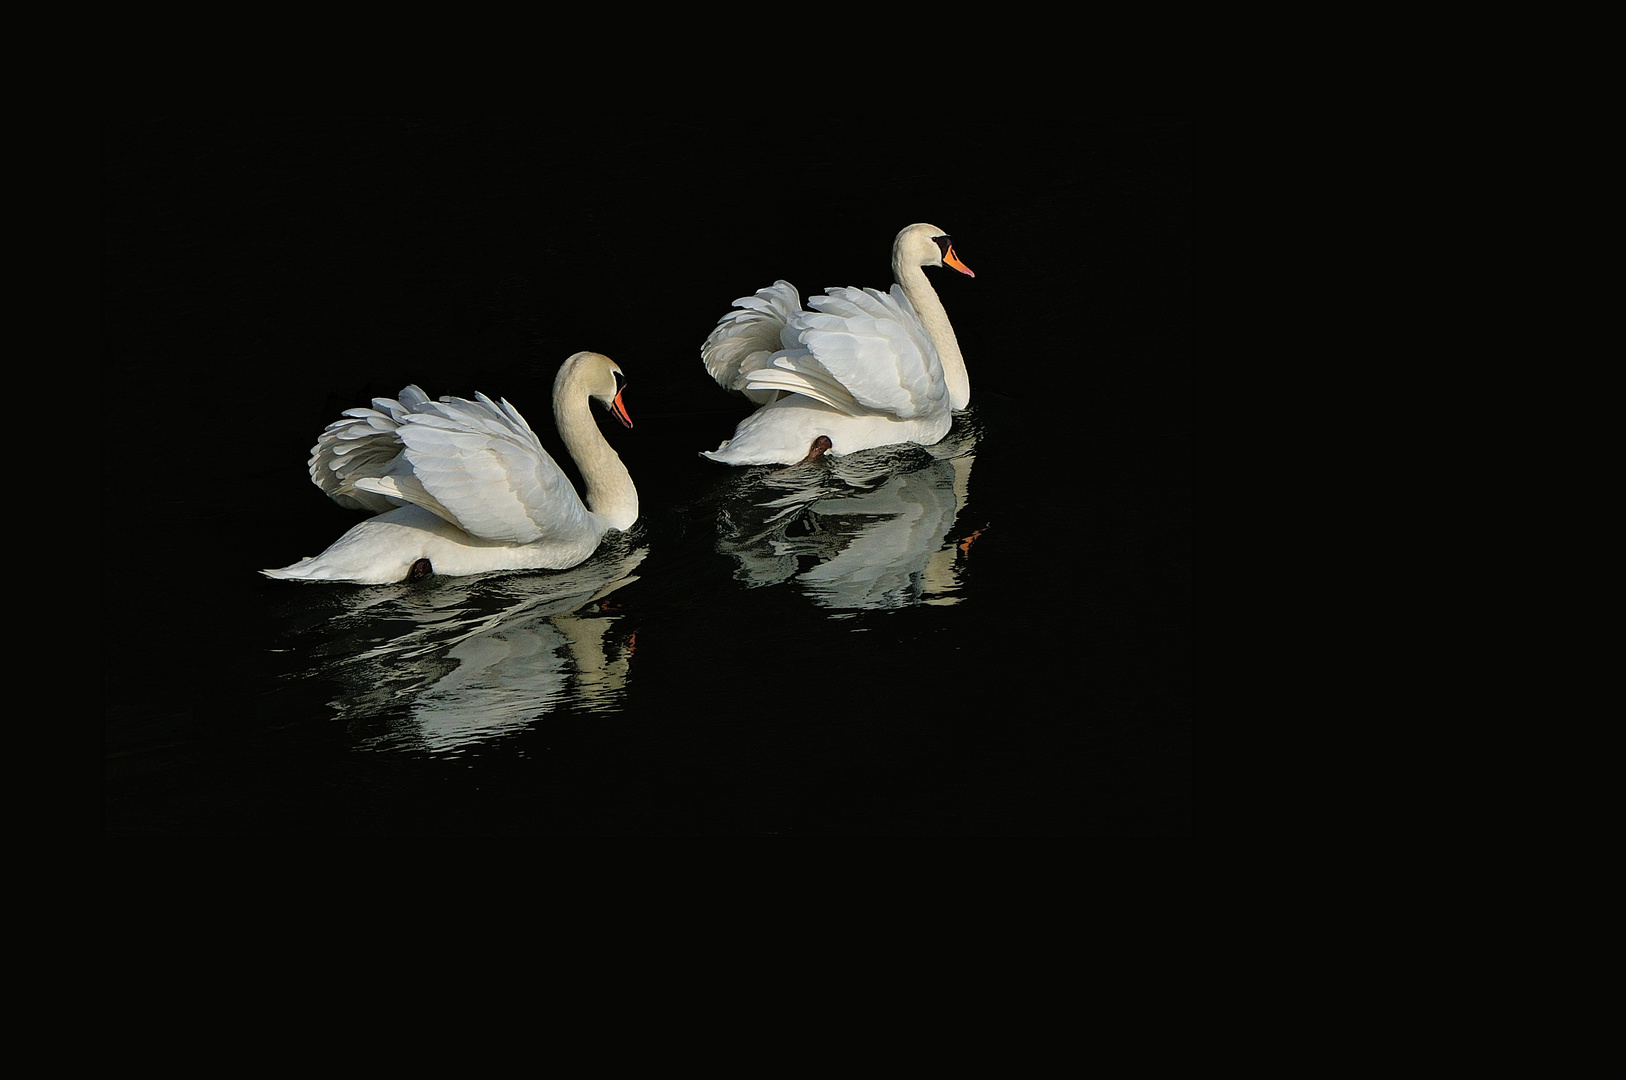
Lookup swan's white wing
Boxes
[352,392,592,546]
[767,285,949,420]
[307,385,432,513]
[741,349,867,415]
[702,280,804,406]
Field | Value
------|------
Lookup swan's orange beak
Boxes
[944,244,975,278]
[610,389,633,429]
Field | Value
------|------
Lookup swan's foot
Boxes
[406,557,433,582]
[798,435,833,465]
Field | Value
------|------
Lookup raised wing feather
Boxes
[351,392,592,545]
[308,386,591,545]
[702,280,804,406]
[307,385,432,513]
[772,285,949,420]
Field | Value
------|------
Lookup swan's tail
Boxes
[260,557,336,582]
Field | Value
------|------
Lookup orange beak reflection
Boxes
[611,388,633,428]
[944,244,975,278]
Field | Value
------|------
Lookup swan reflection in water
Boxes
[714,412,984,611]
[270,536,647,754]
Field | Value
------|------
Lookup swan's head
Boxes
[894,223,975,278]
[558,350,633,428]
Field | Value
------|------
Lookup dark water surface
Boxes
[105,117,1190,835]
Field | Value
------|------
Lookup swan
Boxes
[700,222,975,466]
[263,351,638,585]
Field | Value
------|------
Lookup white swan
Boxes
[700,223,975,466]
[263,351,638,585]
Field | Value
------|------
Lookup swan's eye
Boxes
[933,235,953,257]
[613,370,626,392]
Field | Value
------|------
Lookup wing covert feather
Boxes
[386,393,591,545]
[310,386,592,544]
[795,285,949,419]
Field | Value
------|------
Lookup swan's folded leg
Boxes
[799,435,833,464]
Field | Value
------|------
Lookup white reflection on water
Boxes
[271,537,646,754]
[714,413,983,611]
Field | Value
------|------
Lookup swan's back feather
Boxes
[742,351,865,415]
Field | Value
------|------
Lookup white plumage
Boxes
[701,223,975,466]
[265,351,638,585]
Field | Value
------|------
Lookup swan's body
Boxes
[264,351,637,585]
[700,223,974,466]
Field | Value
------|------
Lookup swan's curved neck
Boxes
[894,257,969,410]
[555,392,638,532]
